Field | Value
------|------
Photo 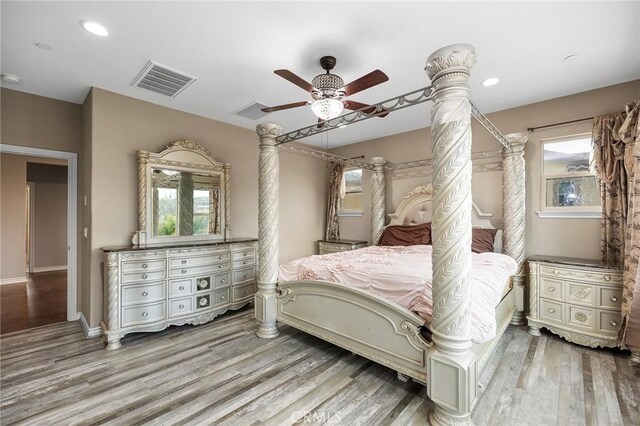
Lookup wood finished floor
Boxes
[1,308,639,426]
[0,271,67,334]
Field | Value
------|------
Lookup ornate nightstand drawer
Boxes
[121,301,166,327]
[540,299,564,323]
[539,265,621,285]
[233,258,255,268]
[566,283,595,307]
[122,281,165,305]
[121,259,166,273]
[169,279,193,297]
[317,240,368,255]
[122,269,166,284]
[232,249,256,260]
[169,298,193,317]
[540,277,563,301]
[566,305,595,331]
[598,287,623,310]
[169,252,229,269]
[169,262,230,278]
[233,282,255,301]
[213,288,230,307]
[598,311,622,334]
[233,266,255,284]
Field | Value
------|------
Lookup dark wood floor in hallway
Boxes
[0,270,67,334]
[1,308,638,425]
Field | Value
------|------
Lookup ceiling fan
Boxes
[262,56,389,123]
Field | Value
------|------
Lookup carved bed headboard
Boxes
[387,184,502,252]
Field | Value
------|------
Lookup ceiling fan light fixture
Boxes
[311,98,344,120]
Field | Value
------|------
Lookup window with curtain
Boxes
[539,134,600,217]
[338,168,363,216]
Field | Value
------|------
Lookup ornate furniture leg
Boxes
[527,261,542,336]
[104,252,122,350]
[503,133,528,325]
[255,123,282,339]
[425,44,477,426]
[371,157,387,245]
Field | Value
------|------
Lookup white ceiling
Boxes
[2,1,639,148]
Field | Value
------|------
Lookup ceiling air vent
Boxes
[234,101,270,120]
[132,61,197,98]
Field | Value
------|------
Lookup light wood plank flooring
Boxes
[1,308,639,425]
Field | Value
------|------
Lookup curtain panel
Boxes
[325,163,345,240]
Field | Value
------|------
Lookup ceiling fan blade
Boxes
[261,101,309,113]
[341,70,389,96]
[343,100,389,118]
[274,69,314,92]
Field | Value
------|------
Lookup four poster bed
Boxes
[254,44,528,425]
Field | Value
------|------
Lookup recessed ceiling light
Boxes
[34,42,53,51]
[564,54,578,61]
[1,74,22,84]
[481,78,500,87]
[80,20,109,37]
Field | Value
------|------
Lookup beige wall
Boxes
[33,182,67,268]
[86,88,326,327]
[330,80,640,260]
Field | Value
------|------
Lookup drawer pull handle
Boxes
[218,265,223,269]
[181,260,187,265]
[610,320,618,327]
[243,274,248,278]
[179,286,185,291]
[243,261,247,265]
[604,275,611,282]
[142,274,148,279]
[220,295,226,300]
[142,263,148,269]
[244,253,248,256]
[552,270,559,275]
[182,269,187,274]
[179,304,185,309]
[142,291,149,297]
[244,290,249,295]
[221,279,226,283]
[219,255,224,259]
[547,287,555,292]
[142,312,148,317]
[548,308,556,314]
[610,296,618,302]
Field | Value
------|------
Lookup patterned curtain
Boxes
[325,163,345,240]
[592,113,626,266]
[618,99,640,349]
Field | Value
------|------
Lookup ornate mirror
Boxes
[132,140,230,245]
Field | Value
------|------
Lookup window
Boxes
[538,134,600,218]
[339,168,363,216]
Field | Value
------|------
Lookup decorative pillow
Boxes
[472,228,498,253]
[379,223,431,246]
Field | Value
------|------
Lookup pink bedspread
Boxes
[278,245,517,343]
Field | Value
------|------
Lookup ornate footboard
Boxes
[276,280,431,383]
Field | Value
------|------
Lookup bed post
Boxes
[503,133,528,325]
[425,44,477,426]
[371,156,387,245]
[255,123,282,339]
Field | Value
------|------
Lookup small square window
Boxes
[338,168,363,216]
[538,134,601,218]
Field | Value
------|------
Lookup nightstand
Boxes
[317,239,368,255]
[527,255,623,348]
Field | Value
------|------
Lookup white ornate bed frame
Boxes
[254,44,528,425]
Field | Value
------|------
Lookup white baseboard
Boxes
[0,276,27,285]
[33,265,67,273]
[77,312,102,338]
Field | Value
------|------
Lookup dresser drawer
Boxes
[598,311,622,334]
[567,283,595,307]
[233,266,255,284]
[169,252,229,269]
[122,282,165,306]
[214,272,230,288]
[540,299,564,323]
[232,249,256,260]
[195,288,230,310]
[233,282,255,301]
[169,279,193,298]
[566,305,595,331]
[169,262,230,278]
[121,259,166,273]
[121,301,166,327]
[122,270,166,284]
[539,265,621,285]
[319,242,351,254]
[169,298,193,317]
[539,277,563,301]
[233,257,255,268]
[598,287,623,310]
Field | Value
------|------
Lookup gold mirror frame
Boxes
[132,140,230,245]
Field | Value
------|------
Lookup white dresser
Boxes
[101,239,257,349]
[317,239,368,255]
[527,256,623,348]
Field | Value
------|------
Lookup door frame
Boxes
[0,144,78,321]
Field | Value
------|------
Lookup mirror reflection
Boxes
[152,169,221,237]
